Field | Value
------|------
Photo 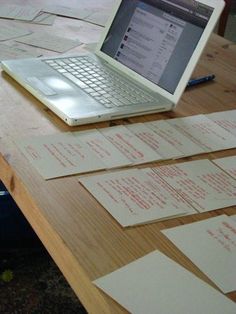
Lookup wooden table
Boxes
[0,1,236,313]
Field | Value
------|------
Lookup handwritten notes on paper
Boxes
[16,110,236,180]
[17,133,106,179]
[153,159,236,213]
[79,159,236,226]
[168,114,236,152]
[207,109,236,137]
[213,156,236,180]
[79,168,195,226]
[94,250,236,314]
[163,215,236,293]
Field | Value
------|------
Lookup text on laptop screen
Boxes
[101,0,213,94]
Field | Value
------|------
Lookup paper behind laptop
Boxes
[0,24,31,41]
[163,215,236,293]
[16,32,81,53]
[94,250,236,314]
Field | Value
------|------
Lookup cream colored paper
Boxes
[99,125,161,165]
[16,133,106,179]
[0,43,41,61]
[94,250,236,314]
[206,109,236,137]
[153,159,236,212]
[127,123,183,159]
[0,5,41,21]
[145,119,206,156]
[168,114,236,152]
[73,129,132,169]
[79,168,190,227]
[163,215,236,293]
[213,156,236,180]
[0,24,31,41]
[16,32,81,53]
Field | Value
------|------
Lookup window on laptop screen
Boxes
[101,0,213,94]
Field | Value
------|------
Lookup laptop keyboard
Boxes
[44,56,154,108]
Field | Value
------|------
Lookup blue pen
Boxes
[187,74,215,87]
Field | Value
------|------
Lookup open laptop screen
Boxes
[101,0,213,94]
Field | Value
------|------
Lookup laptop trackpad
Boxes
[27,77,57,96]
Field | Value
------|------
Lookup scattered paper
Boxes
[213,156,236,180]
[168,114,236,152]
[43,5,92,20]
[145,120,206,157]
[16,32,81,53]
[163,215,236,293]
[94,250,236,314]
[0,4,41,21]
[16,133,106,179]
[128,122,185,159]
[73,129,132,169]
[153,159,236,212]
[84,10,110,27]
[206,109,236,137]
[0,24,31,41]
[99,125,161,165]
[0,43,41,61]
[79,168,192,227]
[29,12,56,25]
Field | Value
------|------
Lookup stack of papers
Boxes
[94,250,236,314]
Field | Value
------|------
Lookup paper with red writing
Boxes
[213,156,236,180]
[153,159,236,212]
[94,250,236,314]
[127,123,183,159]
[79,168,190,227]
[206,109,236,137]
[145,119,205,157]
[16,133,106,179]
[99,125,161,165]
[163,215,236,293]
[167,114,236,152]
[73,129,132,169]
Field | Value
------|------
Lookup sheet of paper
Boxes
[79,168,190,227]
[213,156,236,180]
[163,215,236,293]
[127,123,183,159]
[0,43,41,61]
[0,24,31,41]
[84,10,110,27]
[73,129,132,169]
[153,159,236,212]
[77,24,102,44]
[43,5,92,20]
[99,125,161,165]
[0,5,41,21]
[145,120,206,156]
[206,109,236,137]
[29,12,56,25]
[16,133,106,179]
[16,32,81,53]
[167,114,236,152]
[94,250,236,314]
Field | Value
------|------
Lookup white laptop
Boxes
[2,0,224,126]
